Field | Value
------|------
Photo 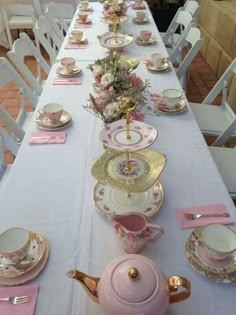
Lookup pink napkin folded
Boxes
[174,203,234,229]
[74,23,92,28]
[0,285,39,315]
[64,44,87,49]
[28,132,67,144]
[53,78,82,85]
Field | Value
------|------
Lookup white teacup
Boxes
[150,53,166,69]
[70,30,83,43]
[80,0,89,9]
[140,30,152,42]
[136,11,146,22]
[0,227,31,264]
[201,224,236,261]
[60,57,76,75]
[162,88,182,109]
[39,103,63,123]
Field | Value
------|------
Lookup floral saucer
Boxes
[135,36,157,46]
[0,232,45,278]
[93,180,164,217]
[155,99,187,114]
[185,228,236,283]
[132,17,149,24]
[0,234,49,286]
[68,34,87,44]
[56,66,82,77]
[99,119,158,151]
[35,110,72,130]
[146,60,171,72]
[76,18,92,24]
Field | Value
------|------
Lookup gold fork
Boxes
[184,213,230,220]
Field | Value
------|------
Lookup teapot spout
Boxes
[66,270,100,303]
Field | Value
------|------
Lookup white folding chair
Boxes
[170,26,204,91]
[190,58,236,138]
[33,15,63,65]
[161,8,195,49]
[208,119,236,200]
[44,2,68,42]
[0,135,9,186]
[1,4,36,49]
[0,57,38,131]
[184,0,201,19]
[7,33,50,98]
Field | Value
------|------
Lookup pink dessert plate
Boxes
[99,119,158,151]
[0,234,49,286]
[185,228,236,283]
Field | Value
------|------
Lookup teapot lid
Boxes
[110,255,159,303]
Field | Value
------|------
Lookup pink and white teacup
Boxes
[135,0,143,7]
[39,103,63,123]
[140,30,152,42]
[60,57,76,75]
[136,11,146,22]
[109,212,164,253]
[150,53,166,69]
[0,227,31,264]
[78,12,89,22]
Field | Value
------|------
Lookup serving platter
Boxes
[99,119,157,151]
[98,32,133,52]
[91,148,166,193]
[93,180,164,217]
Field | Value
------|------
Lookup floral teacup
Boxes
[109,212,164,253]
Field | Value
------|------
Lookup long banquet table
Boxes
[0,2,236,315]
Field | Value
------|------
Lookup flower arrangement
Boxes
[100,0,128,17]
[83,53,153,124]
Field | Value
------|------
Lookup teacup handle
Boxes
[38,109,45,115]
[146,224,164,243]
[168,276,191,303]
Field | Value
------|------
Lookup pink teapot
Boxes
[66,254,191,315]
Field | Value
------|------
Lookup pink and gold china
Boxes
[67,254,191,315]
[70,30,84,43]
[78,12,89,23]
[140,30,152,42]
[109,212,164,253]
[150,53,166,69]
[38,103,63,123]
[136,11,146,21]
[162,88,183,109]
[60,57,76,75]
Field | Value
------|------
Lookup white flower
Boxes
[106,102,120,116]
[92,65,103,77]
[101,73,114,88]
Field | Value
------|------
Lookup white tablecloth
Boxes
[0,2,236,315]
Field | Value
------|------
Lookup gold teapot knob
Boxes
[128,267,139,280]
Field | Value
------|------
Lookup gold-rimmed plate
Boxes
[91,148,166,193]
[56,66,82,77]
[132,17,149,24]
[146,61,172,73]
[135,36,157,46]
[185,228,236,283]
[103,15,128,25]
[155,99,187,114]
[93,180,164,217]
[35,110,72,130]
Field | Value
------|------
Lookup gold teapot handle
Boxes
[168,276,191,304]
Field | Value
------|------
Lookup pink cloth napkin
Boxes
[53,78,82,85]
[28,132,67,144]
[74,23,92,28]
[174,203,234,229]
[0,285,39,315]
[64,44,87,49]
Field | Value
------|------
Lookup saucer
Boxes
[132,17,149,24]
[131,3,146,10]
[146,60,171,73]
[155,99,187,114]
[135,36,157,46]
[0,234,49,286]
[185,228,236,283]
[35,110,72,130]
[68,34,87,44]
[56,66,82,77]
[0,232,45,278]
[93,180,164,217]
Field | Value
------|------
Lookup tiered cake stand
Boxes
[91,100,166,217]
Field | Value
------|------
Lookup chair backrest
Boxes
[171,26,204,82]
[45,2,68,42]
[0,136,7,180]
[184,0,201,19]
[212,118,236,147]
[0,105,24,156]
[162,8,195,47]
[33,15,63,65]
[32,0,44,18]
[0,57,38,128]
[7,33,50,97]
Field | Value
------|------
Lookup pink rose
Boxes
[128,74,143,90]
